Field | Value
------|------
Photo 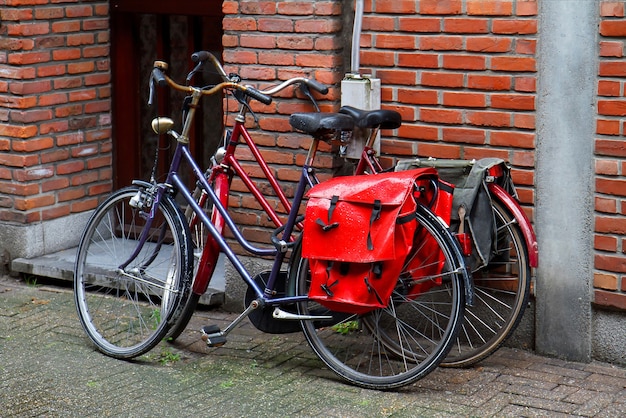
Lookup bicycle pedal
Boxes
[200,324,226,347]
[205,335,227,347]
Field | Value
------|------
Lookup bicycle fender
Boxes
[192,172,229,295]
[488,183,538,268]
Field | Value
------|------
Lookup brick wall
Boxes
[595,1,626,310]
[358,0,538,216]
[0,0,112,224]
[221,0,346,249]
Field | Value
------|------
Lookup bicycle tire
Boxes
[291,204,466,390]
[441,199,531,367]
[74,186,193,359]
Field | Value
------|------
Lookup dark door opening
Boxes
[110,1,224,189]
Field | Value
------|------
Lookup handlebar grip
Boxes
[152,68,168,87]
[305,79,329,95]
[244,86,273,105]
[191,51,211,63]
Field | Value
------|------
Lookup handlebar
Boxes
[150,51,329,107]
[151,59,272,105]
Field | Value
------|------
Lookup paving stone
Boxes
[1,275,626,418]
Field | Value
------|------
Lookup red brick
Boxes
[360,51,395,67]
[376,0,417,14]
[467,74,512,90]
[14,195,55,211]
[240,2,277,15]
[420,108,463,124]
[491,56,536,72]
[42,178,70,193]
[42,204,72,220]
[10,109,52,123]
[375,34,416,50]
[83,18,108,31]
[398,17,441,33]
[492,19,537,35]
[34,7,65,19]
[0,124,38,139]
[6,22,49,36]
[596,196,618,213]
[420,35,463,51]
[40,120,69,135]
[239,34,276,49]
[279,35,317,50]
[397,89,439,105]
[295,19,340,34]
[513,113,535,129]
[466,110,511,127]
[491,93,535,110]
[466,37,512,53]
[601,2,625,17]
[444,18,489,33]
[51,20,80,33]
[516,1,538,16]
[490,131,535,148]
[596,159,620,175]
[442,127,486,144]
[397,53,439,69]
[57,160,85,175]
[397,124,439,141]
[363,16,395,32]
[419,0,461,15]
[514,76,536,92]
[598,100,626,116]
[467,0,513,16]
[421,71,464,88]
[442,91,486,108]
[442,54,486,70]
[277,2,313,15]
[599,41,624,58]
[596,178,626,197]
[601,20,626,37]
[376,70,417,85]
[7,51,51,65]
[594,290,626,310]
[84,73,110,86]
[598,80,621,96]
[12,166,53,181]
[597,119,620,135]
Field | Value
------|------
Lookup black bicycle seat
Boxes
[289,113,354,137]
[339,106,402,130]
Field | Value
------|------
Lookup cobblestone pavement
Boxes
[1,275,625,417]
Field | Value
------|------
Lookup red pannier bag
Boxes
[404,178,454,298]
[302,168,441,314]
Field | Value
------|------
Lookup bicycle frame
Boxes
[133,87,319,311]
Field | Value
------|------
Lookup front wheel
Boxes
[291,204,466,390]
[74,186,193,359]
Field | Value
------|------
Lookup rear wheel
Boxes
[442,199,531,367]
[292,204,466,390]
[74,186,193,358]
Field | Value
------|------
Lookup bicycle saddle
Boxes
[289,113,354,138]
[339,106,402,130]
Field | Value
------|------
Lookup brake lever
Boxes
[233,90,259,124]
[300,84,320,112]
[148,76,156,106]
[186,61,205,85]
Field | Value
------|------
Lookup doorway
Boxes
[110,1,224,188]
